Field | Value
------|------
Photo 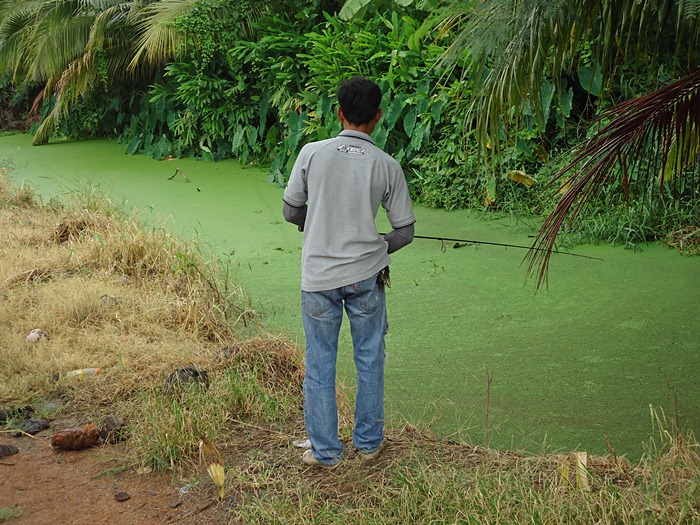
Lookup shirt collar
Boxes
[338,130,374,144]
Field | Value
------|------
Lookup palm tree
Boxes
[0,0,264,145]
[433,0,700,285]
[0,0,149,144]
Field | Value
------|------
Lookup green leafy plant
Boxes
[266,6,452,186]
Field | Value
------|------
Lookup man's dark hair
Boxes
[336,77,382,125]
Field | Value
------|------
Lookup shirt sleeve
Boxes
[283,147,309,207]
[383,164,416,229]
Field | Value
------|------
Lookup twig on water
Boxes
[167,168,190,182]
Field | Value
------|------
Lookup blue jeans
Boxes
[302,273,387,465]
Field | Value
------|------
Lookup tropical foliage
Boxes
[527,69,700,286]
[432,0,700,282]
[435,0,700,160]
[0,0,149,143]
[0,0,698,267]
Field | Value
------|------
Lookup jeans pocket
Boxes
[302,290,332,318]
[355,276,382,314]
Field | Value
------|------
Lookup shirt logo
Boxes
[337,144,366,156]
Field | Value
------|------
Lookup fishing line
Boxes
[383,233,604,261]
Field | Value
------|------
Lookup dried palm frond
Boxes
[199,435,225,500]
[527,68,700,287]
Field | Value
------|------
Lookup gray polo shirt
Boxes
[284,130,416,292]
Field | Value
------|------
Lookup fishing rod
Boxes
[398,233,604,261]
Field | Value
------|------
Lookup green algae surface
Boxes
[3,133,699,460]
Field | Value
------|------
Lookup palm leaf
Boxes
[130,0,265,70]
[32,54,93,145]
[27,6,92,81]
[434,0,700,165]
[1,0,150,144]
[525,68,700,288]
[88,3,139,82]
[129,0,194,70]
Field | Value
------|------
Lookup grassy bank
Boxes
[0,168,305,470]
[1,168,699,523]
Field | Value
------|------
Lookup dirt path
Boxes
[0,433,224,525]
[0,421,482,525]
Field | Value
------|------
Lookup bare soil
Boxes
[0,416,417,525]
[0,431,223,525]
[0,419,496,525]
[0,415,313,524]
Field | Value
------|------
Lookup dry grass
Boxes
[0,168,302,431]
[666,225,700,256]
[188,416,699,525]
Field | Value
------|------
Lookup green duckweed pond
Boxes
[2,133,699,460]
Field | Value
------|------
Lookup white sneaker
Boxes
[302,449,340,468]
[358,440,387,461]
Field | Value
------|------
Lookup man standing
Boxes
[283,77,415,467]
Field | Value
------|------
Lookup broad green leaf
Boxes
[430,99,444,124]
[579,65,602,97]
[561,87,573,118]
[411,121,428,151]
[151,135,171,160]
[339,0,372,21]
[540,80,555,125]
[318,93,333,122]
[232,126,245,152]
[417,94,429,114]
[265,127,278,148]
[384,96,405,132]
[556,112,565,129]
[403,107,417,136]
[407,33,420,52]
[374,126,388,149]
[246,125,257,146]
[286,111,307,153]
[126,135,141,155]
[515,138,533,159]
